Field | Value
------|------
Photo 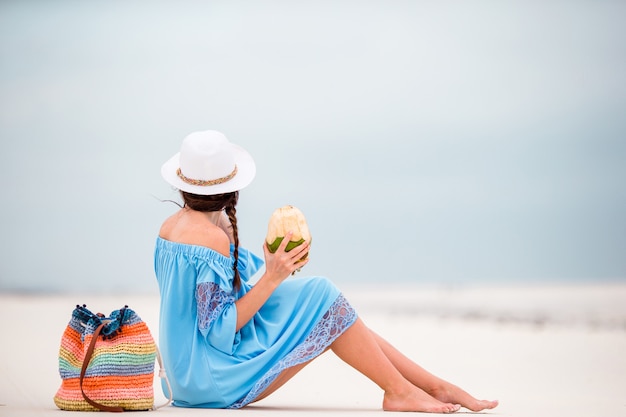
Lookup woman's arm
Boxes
[234,232,309,330]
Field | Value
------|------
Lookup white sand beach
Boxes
[1,282,625,417]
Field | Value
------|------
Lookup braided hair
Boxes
[181,191,242,290]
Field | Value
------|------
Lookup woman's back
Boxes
[159,209,231,257]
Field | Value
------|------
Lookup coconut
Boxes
[265,205,311,257]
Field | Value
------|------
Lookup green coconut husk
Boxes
[267,237,310,260]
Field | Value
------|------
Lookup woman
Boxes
[154,130,498,413]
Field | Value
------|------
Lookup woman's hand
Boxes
[235,232,310,330]
[262,231,310,284]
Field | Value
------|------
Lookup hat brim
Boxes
[161,143,256,195]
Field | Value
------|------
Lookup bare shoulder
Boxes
[159,210,231,257]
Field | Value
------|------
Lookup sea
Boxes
[0,0,625,294]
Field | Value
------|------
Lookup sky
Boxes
[0,1,625,293]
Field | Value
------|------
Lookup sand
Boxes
[1,282,625,416]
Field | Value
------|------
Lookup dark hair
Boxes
[181,191,242,290]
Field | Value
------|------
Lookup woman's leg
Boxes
[250,360,313,403]
[370,329,499,412]
[329,318,460,413]
[252,318,459,413]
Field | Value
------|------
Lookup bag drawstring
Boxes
[154,346,173,410]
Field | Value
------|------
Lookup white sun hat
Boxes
[161,130,256,195]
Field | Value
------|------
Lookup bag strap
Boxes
[80,322,124,412]
[79,322,174,412]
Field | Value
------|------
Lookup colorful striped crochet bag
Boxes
[54,304,172,412]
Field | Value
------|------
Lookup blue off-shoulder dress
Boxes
[154,237,357,408]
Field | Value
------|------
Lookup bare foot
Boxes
[430,383,498,412]
[383,385,461,414]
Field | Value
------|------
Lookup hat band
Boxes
[176,165,238,187]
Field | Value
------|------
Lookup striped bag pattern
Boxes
[54,304,167,412]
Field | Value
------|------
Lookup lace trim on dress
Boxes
[228,294,357,409]
[196,282,235,333]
